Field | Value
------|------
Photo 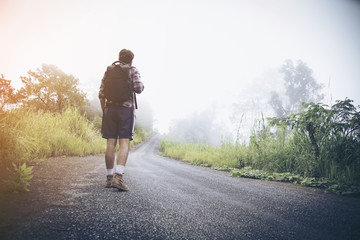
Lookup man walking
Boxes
[99,49,144,191]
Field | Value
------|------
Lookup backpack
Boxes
[104,61,132,103]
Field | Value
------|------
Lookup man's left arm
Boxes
[99,73,106,112]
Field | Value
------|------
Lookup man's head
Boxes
[119,49,134,65]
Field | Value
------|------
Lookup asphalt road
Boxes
[4,135,360,240]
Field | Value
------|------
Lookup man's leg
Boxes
[105,138,117,188]
[105,138,117,170]
[112,138,130,191]
[116,138,131,169]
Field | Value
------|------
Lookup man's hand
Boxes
[100,98,105,113]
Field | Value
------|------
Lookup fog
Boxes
[1,0,359,143]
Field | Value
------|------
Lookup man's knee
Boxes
[107,138,117,150]
[118,138,130,150]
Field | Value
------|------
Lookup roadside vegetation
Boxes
[160,100,360,195]
[1,108,105,162]
[0,66,151,192]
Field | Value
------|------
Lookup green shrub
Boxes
[270,99,360,182]
[4,163,33,192]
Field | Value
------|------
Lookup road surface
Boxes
[2,135,360,239]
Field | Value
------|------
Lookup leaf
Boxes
[24,166,33,174]
[20,163,26,171]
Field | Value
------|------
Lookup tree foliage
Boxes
[269,59,324,117]
[18,64,87,112]
[0,74,17,112]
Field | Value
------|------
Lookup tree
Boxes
[269,59,324,117]
[18,64,87,112]
[0,74,17,112]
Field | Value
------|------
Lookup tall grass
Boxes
[0,107,106,167]
[160,139,245,168]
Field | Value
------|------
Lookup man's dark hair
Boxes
[119,49,134,64]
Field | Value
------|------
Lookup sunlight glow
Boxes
[1,0,359,134]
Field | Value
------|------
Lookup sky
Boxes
[1,0,359,134]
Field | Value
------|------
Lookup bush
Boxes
[270,99,360,182]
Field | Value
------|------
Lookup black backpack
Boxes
[104,61,132,103]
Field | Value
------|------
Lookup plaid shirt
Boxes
[99,62,144,108]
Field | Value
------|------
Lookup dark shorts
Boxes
[102,106,135,140]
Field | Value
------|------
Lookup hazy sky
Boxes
[1,0,359,133]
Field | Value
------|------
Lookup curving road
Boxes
[4,135,360,239]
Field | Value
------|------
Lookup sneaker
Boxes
[105,175,113,188]
[112,173,129,191]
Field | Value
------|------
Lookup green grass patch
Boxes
[160,139,242,168]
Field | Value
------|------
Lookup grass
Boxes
[160,139,243,168]
[0,108,105,167]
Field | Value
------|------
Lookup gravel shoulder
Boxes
[0,154,105,239]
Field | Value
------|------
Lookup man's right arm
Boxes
[130,67,144,94]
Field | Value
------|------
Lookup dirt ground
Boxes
[0,155,105,239]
